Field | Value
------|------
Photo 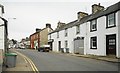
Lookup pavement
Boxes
[71,54,119,63]
[2,49,119,72]
[2,49,33,72]
[50,51,120,63]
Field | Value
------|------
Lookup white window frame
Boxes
[90,19,97,31]
[107,13,115,27]
[57,32,59,38]
[76,25,80,34]
[65,28,68,37]
[65,40,68,48]
[90,37,97,49]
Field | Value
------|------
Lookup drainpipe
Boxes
[85,22,87,55]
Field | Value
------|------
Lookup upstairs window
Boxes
[90,19,97,32]
[65,28,68,37]
[57,32,59,38]
[90,37,97,49]
[107,13,115,28]
[76,25,80,34]
[65,40,68,48]
[50,34,51,39]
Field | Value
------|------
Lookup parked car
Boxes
[38,45,50,52]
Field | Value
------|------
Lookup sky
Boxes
[0,0,119,41]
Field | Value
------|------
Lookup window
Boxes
[57,32,59,38]
[90,19,97,32]
[50,34,51,39]
[65,28,68,37]
[90,37,97,49]
[76,25,80,34]
[65,40,68,48]
[107,13,115,28]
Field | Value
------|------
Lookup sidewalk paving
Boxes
[2,50,32,72]
[50,51,119,63]
[71,54,119,63]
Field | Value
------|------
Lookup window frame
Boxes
[90,19,97,32]
[76,25,80,34]
[65,28,68,37]
[106,13,116,28]
[57,31,59,38]
[65,40,68,48]
[90,36,97,49]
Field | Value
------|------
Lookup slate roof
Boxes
[49,20,77,34]
[88,1,120,21]
[49,1,120,34]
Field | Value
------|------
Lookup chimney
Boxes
[46,23,51,28]
[57,21,65,28]
[92,3,104,14]
[36,28,41,32]
[77,11,88,21]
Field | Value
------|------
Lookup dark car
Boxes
[38,45,50,52]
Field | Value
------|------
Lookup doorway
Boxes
[58,41,62,52]
[74,37,84,54]
[106,34,116,55]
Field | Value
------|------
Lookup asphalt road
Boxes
[16,49,118,71]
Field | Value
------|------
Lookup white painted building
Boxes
[48,2,120,58]
[0,4,8,72]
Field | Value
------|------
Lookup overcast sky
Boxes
[0,0,119,41]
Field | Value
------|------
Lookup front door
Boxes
[58,41,61,52]
[106,34,116,55]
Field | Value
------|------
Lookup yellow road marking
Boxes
[23,57,28,63]
[14,50,39,73]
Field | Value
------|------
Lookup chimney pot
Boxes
[77,11,88,21]
[92,3,104,14]
[46,23,51,28]
[36,28,41,32]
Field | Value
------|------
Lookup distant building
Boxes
[30,24,53,50]
[39,24,53,47]
[24,37,30,49]
[48,2,120,58]
[30,29,40,49]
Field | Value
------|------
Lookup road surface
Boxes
[16,49,118,71]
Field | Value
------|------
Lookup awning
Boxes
[48,39,54,43]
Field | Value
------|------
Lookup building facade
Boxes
[39,24,53,47]
[30,24,53,49]
[0,4,8,72]
[30,30,40,49]
[48,2,120,58]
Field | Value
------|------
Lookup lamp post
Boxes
[7,17,16,51]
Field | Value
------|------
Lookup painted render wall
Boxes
[67,27,76,53]
[0,17,4,73]
[73,23,87,54]
[86,16,106,56]
[49,10,120,57]
[86,12,118,56]
[0,19,4,50]
[117,10,120,58]
[51,32,57,52]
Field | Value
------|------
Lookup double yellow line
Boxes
[14,50,39,73]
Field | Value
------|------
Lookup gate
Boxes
[74,37,84,54]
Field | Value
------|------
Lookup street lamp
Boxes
[8,18,16,20]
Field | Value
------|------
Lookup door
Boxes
[74,37,84,54]
[58,41,62,52]
[106,34,116,55]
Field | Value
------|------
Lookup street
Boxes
[16,49,118,71]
